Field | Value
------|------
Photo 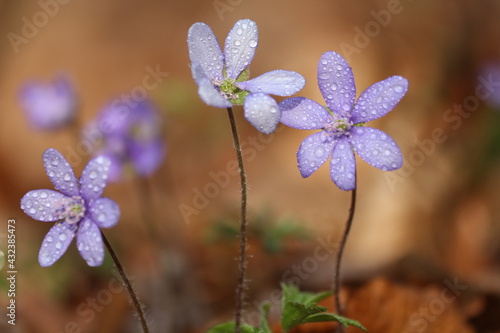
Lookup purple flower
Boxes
[88,99,166,182]
[279,51,408,191]
[20,148,119,267]
[19,75,77,130]
[187,19,305,134]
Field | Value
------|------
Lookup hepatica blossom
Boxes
[88,99,166,182]
[20,148,119,267]
[187,19,305,134]
[19,75,77,130]
[280,51,408,191]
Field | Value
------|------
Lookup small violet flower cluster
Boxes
[188,20,408,191]
[19,75,77,130]
[20,148,119,267]
[86,99,166,182]
[188,19,305,134]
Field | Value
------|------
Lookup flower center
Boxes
[216,78,249,105]
[323,111,353,140]
[55,196,86,224]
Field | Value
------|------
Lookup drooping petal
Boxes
[350,127,402,171]
[329,138,356,191]
[80,155,111,201]
[38,222,76,267]
[89,197,120,228]
[224,19,258,80]
[243,93,280,134]
[43,148,79,197]
[297,131,335,178]
[192,64,232,108]
[236,70,305,96]
[77,218,104,267]
[21,190,68,222]
[187,22,224,82]
[317,51,356,116]
[351,76,408,124]
[279,97,330,130]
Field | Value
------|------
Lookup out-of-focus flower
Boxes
[187,19,305,134]
[19,75,77,130]
[88,99,166,182]
[20,148,119,267]
[280,51,408,191]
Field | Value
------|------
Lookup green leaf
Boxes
[304,313,367,331]
[258,303,272,333]
[280,284,365,332]
[206,321,262,333]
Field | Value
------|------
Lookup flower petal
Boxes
[21,190,67,222]
[38,222,76,267]
[77,218,105,267]
[350,127,402,171]
[89,197,120,228]
[80,155,111,201]
[330,138,356,191]
[129,139,166,177]
[187,22,224,82]
[43,148,79,197]
[236,70,305,96]
[244,93,280,134]
[351,76,408,124]
[317,51,356,116]
[297,131,335,178]
[279,97,330,130]
[192,64,232,108]
[224,19,258,80]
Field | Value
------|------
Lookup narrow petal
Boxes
[89,197,120,228]
[21,190,67,222]
[317,51,356,116]
[351,76,408,124]
[330,138,356,191]
[224,19,258,79]
[297,131,335,178]
[279,97,330,130]
[187,22,224,82]
[192,64,231,108]
[80,155,111,201]
[43,148,79,197]
[77,218,104,267]
[350,127,402,171]
[38,222,76,267]
[236,70,305,96]
[244,93,280,134]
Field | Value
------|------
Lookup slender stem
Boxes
[135,176,162,245]
[102,232,150,333]
[334,187,357,332]
[226,107,248,333]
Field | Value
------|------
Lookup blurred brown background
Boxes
[0,0,499,332]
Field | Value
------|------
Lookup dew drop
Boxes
[46,236,53,243]
[29,208,36,214]
[234,40,241,46]
[89,170,98,180]
[40,191,48,199]
[51,159,59,166]
[394,85,404,93]
[249,40,257,48]
[319,73,330,80]
[63,173,71,181]
[314,146,325,158]
[384,150,391,156]
[59,234,67,241]
[330,83,338,91]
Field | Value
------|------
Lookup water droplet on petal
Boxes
[384,150,391,156]
[314,146,325,158]
[89,171,98,180]
[331,83,338,91]
[40,191,48,199]
[234,40,241,46]
[29,208,36,214]
[394,85,404,93]
[59,234,67,241]
[63,173,71,181]
[249,40,257,48]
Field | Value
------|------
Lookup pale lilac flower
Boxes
[187,19,305,134]
[280,51,408,191]
[19,75,77,130]
[20,148,119,267]
[88,99,166,182]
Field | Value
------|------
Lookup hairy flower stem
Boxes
[102,232,150,333]
[334,187,357,333]
[226,107,248,333]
